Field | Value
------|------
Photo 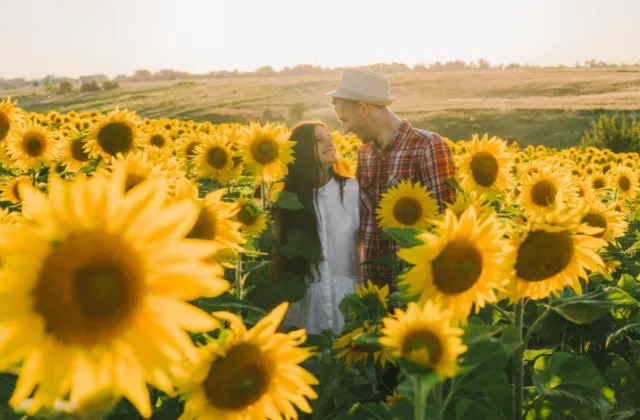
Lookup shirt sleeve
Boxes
[419,134,457,212]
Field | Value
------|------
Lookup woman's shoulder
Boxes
[344,178,359,191]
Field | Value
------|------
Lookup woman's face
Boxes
[314,125,337,166]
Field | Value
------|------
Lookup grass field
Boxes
[4,67,640,148]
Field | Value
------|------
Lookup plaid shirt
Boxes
[356,120,456,292]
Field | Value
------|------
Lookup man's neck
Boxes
[374,112,404,150]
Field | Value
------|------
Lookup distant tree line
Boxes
[2,59,639,90]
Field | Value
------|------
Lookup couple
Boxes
[270,69,457,335]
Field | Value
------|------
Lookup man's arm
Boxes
[419,133,457,212]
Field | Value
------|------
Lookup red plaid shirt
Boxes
[356,120,456,292]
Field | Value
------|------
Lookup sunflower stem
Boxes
[513,299,525,420]
[235,256,243,300]
[260,181,267,212]
[433,383,443,419]
[412,375,429,420]
[522,306,551,348]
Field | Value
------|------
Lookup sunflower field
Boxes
[1,96,640,420]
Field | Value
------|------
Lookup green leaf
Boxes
[550,286,640,324]
[524,348,554,361]
[380,227,424,248]
[532,352,613,419]
[278,271,306,303]
[462,323,503,345]
[362,254,397,268]
[275,229,322,260]
[606,313,640,347]
[457,338,509,392]
[446,177,462,192]
[194,293,267,325]
[352,331,383,353]
[617,273,638,295]
[456,398,503,420]
[272,190,304,210]
[500,325,523,355]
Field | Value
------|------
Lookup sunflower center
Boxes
[432,239,483,295]
[71,138,91,162]
[400,329,443,366]
[206,147,229,170]
[150,134,166,148]
[31,230,143,346]
[530,180,558,207]
[618,176,631,191]
[469,151,499,187]
[185,141,201,159]
[203,342,272,410]
[0,113,10,142]
[125,173,147,192]
[592,177,605,190]
[22,133,46,157]
[515,230,574,282]
[251,138,280,165]
[12,181,23,202]
[55,162,66,174]
[97,122,134,156]
[582,213,607,238]
[237,205,257,226]
[393,197,423,226]
[186,208,217,240]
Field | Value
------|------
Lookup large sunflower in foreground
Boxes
[379,302,466,379]
[0,171,229,417]
[238,123,295,182]
[397,207,513,319]
[193,134,235,184]
[186,188,246,256]
[519,165,577,217]
[455,134,513,195]
[85,110,140,159]
[178,302,318,420]
[0,175,32,204]
[509,221,607,300]
[376,180,439,229]
[6,124,60,171]
[580,201,627,244]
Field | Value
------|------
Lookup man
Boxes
[326,68,457,292]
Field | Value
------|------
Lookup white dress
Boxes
[282,177,361,335]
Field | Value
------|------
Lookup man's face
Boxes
[333,100,376,143]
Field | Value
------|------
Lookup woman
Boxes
[269,121,361,335]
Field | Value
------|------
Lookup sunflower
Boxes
[186,188,246,255]
[333,157,356,179]
[574,176,596,205]
[456,134,513,195]
[171,177,200,202]
[105,150,176,193]
[376,180,439,230]
[519,165,577,217]
[445,190,495,220]
[85,110,140,159]
[356,280,389,304]
[178,302,318,420]
[6,124,59,171]
[397,207,512,319]
[579,201,627,244]
[333,323,391,370]
[384,390,406,408]
[610,165,638,199]
[59,135,92,172]
[0,170,229,418]
[379,302,466,379]
[143,129,171,150]
[0,176,32,204]
[0,97,24,148]
[176,134,205,162]
[509,221,607,300]
[193,134,235,184]
[235,198,268,236]
[589,172,608,192]
[238,123,295,182]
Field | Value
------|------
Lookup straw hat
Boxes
[325,68,396,106]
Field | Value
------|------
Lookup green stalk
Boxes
[412,375,427,420]
[261,181,267,212]
[513,299,525,420]
[433,383,443,419]
[235,255,243,300]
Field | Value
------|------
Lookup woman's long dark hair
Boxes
[277,121,347,282]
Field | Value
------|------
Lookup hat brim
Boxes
[325,90,395,106]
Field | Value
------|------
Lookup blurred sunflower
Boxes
[6,124,59,171]
[510,221,607,300]
[519,165,577,217]
[193,134,235,184]
[234,198,268,236]
[238,123,295,182]
[106,150,175,193]
[0,97,24,148]
[376,180,439,230]
[178,303,318,420]
[333,157,356,179]
[589,172,608,192]
[580,201,627,244]
[445,190,495,220]
[186,188,246,255]
[0,176,32,204]
[379,302,466,379]
[60,135,92,172]
[85,110,140,159]
[456,134,513,195]
[397,207,512,319]
[176,134,204,161]
[143,129,171,150]
[0,170,229,418]
[333,322,391,370]
[610,165,638,199]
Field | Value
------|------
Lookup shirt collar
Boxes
[371,120,411,152]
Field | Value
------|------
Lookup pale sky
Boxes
[2,0,639,79]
